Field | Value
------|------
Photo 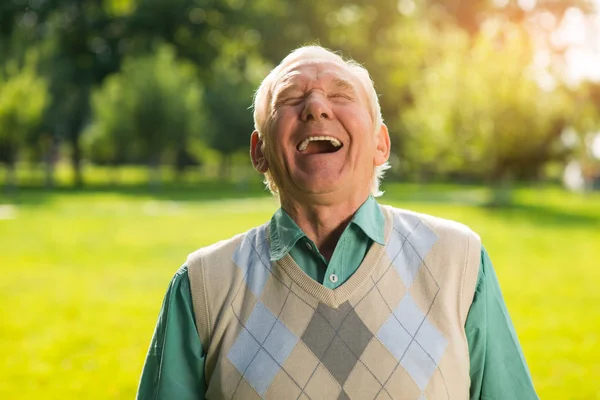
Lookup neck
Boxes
[280,191,370,261]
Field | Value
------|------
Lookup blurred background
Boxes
[0,0,599,398]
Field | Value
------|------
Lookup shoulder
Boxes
[380,204,480,242]
[183,224,271,347]
[186,231,247,270]
[171,263,190,283]
[161,264,192,298]
[381,204,482,319]
[185,222,270,274]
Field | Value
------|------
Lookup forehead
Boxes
[273,60,360,89]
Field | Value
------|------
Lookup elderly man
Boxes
[137,46,538,399]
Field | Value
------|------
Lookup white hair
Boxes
[252,45,390,197]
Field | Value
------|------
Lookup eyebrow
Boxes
[273,82,302,106]
[332,78,356,93]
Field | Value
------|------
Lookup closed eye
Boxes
[283,97,304,105]
[328,93,353,101]
[274,96,305,108]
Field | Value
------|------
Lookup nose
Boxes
[301,93,332,122]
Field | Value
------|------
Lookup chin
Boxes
[293,175,346,197]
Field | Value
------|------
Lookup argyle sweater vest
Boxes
[187,205,481,400]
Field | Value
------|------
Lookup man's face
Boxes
[254,60,389,202]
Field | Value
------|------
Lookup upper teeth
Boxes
[298,136,342,152]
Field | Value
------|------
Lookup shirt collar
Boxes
[269,208,306,261]
[269,195,385,261]
[351,195,385,246]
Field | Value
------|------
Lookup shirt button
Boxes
[329,273,338,283]
[305,242,312,251]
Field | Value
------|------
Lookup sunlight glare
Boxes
[518,0,537,12]
[397,0,416,16]
[550,6,600,84]
[591,133,600,159]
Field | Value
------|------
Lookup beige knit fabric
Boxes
[187,205,481,400]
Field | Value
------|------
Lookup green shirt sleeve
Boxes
[466,247,539,400]
[136,265,207,400]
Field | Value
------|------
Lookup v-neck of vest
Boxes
[273,205,393,309]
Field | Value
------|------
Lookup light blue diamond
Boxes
[394,241,423,287]
[389,213,438,288]
[253,225,271,269]
[385,227,405,265]
[233,232,254,271]
[246,301,277,344]
[415,317,447,364]
[409,222,438,261]
[393,293,426,337]
[377,314,412,361]
[400,341,437,391]
[264,320,298,365]
[232,225,272,297]
[244,348,281,396]
[393,212,421,239]
[246,257,271,298]
[228,328,261,375]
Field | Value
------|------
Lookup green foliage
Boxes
[567,82,600,179]
[0,52,49,165]
[402,21,571,182]
[2,0,600,186]
[203,53,258,158]
[86,44,204,169]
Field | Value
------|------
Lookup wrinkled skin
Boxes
[251,60,390,207]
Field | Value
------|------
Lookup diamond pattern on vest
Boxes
[385,213,438,289]
[232,226,272,297]
[225,213,450,399]
[374,215,449,396]
[227,300,299,396]
[301,302,373,386]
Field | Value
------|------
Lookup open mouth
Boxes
[296,136,343,155]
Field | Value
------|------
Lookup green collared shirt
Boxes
[269,196,385,289]
[137,197,538,399]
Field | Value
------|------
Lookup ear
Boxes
[374,123,391,167]
[250,130,269,173]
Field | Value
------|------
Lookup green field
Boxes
[0,181,598,399]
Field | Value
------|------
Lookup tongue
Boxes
[303,140,338,155]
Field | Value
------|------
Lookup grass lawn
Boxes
[0,181,598,399]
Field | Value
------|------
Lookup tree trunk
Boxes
[110,164,120,187]
[44,157,55,189]
[71,136,83,188]
[148,156,161,190]
[4,161,16,194]
[488,174,514,207]
[174,146,186,183]
[67,87,89,188]
[3,140,17,194]
[219,154,231,180]
[44,137,57,189]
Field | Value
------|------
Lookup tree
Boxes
[402,21,571,197]
[565,82,600,189]
[86,44,204,186]
[0,53,49,191]
[202,48,265,178]
[1,0,124,187]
